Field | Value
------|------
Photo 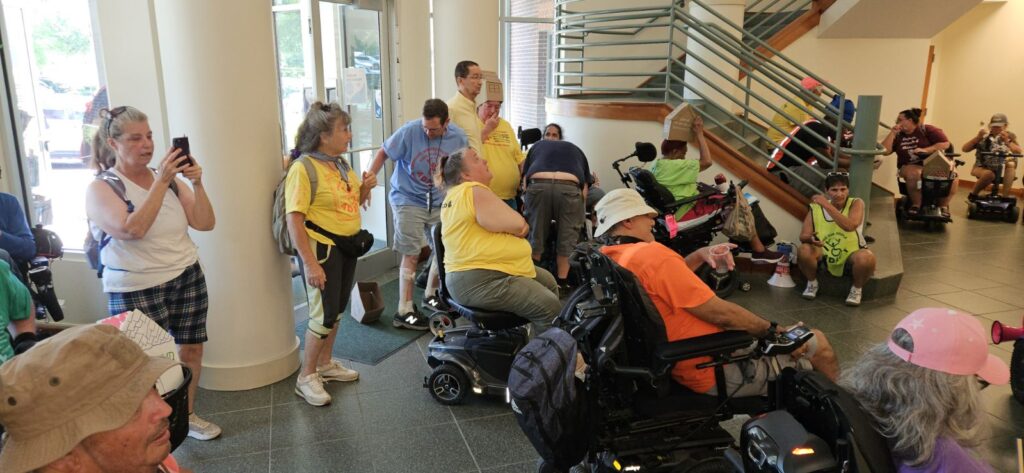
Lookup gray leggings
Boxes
[446,267,562,335]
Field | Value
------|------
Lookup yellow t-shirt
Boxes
[447,93,483,153]
[284,157,362,246]
[767,99,812,145]
[441,182,536,278]
[481,118,524,200]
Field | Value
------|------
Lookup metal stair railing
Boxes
[551,0,885,195]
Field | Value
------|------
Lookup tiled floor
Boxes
[176,196,1024,472]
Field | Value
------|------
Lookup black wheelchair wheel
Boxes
[967,202,978,220]
[1006,206,1020,223]
[428,364,470,405]
[1011,340,1024,405]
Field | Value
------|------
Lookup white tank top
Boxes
[101,169,199,293]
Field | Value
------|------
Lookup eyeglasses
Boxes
[826,171,849,177]
[102,106,128,138]
[462,74,483,80]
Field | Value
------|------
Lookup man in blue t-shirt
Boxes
[0,166,35,268]
[368,99,468,330]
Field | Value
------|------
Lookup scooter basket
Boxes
[162,366,193,452]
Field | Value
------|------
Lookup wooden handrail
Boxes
[546,97,673,122]
[546,97,810,219]
[738,0,836,79]
[702,130,810,219]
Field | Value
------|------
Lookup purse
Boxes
[305,221,375,258]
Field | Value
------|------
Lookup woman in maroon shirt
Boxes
[882,108,953,217]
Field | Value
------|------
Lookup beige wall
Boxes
[928,0,1022,186]
[432,0,500,102]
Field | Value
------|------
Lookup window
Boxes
[500,0,553,131]
[2,0,106,250]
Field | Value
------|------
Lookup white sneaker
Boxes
[317,359,359,382]
[188,413,222,440]
[295,372,332,406]
[845,287,863,307]
[802,281,819,300]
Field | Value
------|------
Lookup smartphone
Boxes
[171,136,194,167]
[784,325,813,343]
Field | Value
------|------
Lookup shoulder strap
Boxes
[97,171,134,213]
[299,155,317,205]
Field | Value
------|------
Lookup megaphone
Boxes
[991,318,1024,344]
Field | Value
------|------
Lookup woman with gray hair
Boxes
[840,307,1006,472]
[286,101,375,407]
[84,105,218,440]
[436,147,560,335]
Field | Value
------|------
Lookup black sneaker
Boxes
[393,308,430,331]
[421,293,449,313]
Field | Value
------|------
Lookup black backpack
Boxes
[508,328,588,471]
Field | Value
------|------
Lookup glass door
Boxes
[273,0,394,277]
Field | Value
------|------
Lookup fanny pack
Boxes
[305,221,374,258]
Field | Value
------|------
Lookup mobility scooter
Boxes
[423,224,531,405]
[612,142,756,298]
[895,149,965,231]
[967,150,1023,222]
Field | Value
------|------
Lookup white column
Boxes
[152,0,299,390]
[431,0,499,101]
[682,0,744,111]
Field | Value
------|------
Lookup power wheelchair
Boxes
[524,244,895,473]
[611,143,760,298]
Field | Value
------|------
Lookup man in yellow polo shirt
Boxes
[447,60,491,153]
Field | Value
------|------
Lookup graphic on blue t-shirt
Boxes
[383,119,468,208]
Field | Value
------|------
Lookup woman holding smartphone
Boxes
[285,102,376,407]
[85,105,219,441]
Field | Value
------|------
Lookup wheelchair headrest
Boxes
[628,168,675,212]
[563,244,671,369]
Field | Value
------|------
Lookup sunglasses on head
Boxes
[826,171,849,177]
[102,106,128,137]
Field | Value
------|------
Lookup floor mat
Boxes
[293,276,428,365]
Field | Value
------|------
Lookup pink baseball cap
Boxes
[888,308,1009,384]
[800,77,822,90]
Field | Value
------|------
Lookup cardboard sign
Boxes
[921,151,953,179]
[664,103,698,141]
[477,70,504,105]
[98,310,185,396]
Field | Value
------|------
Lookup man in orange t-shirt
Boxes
[594,189,839,396]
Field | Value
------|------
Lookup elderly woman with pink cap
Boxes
[841,308,1007,472]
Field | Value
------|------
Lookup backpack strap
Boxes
[96,171,134,213]
[300,157,318,207]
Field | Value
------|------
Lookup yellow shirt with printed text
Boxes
[284,157,362,246]
[441,182,535,278]
[481,118,524,200]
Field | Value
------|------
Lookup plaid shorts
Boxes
[108,262,209,345]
